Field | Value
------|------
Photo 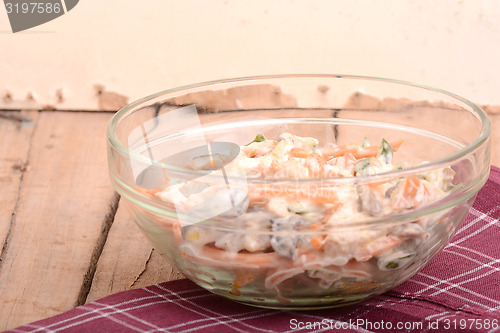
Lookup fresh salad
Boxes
[149,133,455,300]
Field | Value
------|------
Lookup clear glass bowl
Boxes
[107,75,491,309]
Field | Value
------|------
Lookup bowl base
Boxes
[208,287,377,310]
[231,298,367,311]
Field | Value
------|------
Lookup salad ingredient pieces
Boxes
[149,133,454,300]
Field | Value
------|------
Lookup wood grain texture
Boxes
[0,111,116,331]
[0,107,497,330]
[0,111,38,261]
[85,200,183,303]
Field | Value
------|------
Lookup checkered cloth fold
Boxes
[9,167,500,333]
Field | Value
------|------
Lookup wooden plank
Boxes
[0,107,495,330]
[0,110,38,261]
[0,111,117,331]
[86,200,183,303]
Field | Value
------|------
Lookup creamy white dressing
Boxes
[154,133,454,291]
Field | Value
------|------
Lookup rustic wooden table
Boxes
[0,109,499,330]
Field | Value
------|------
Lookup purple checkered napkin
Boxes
[9,167,500,333]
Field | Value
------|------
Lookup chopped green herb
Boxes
[386,262,399,269]
[377,139,393,164]
[384,254,415,270]
[354,158,372,175]
[245,134,266,146]
[400,254,414,259]
[362,137,370,148]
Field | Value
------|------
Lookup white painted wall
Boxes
[1,0,500,110]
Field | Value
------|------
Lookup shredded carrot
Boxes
[310,236,325,249]
[233,276,254,288]
[229,288,242,296]
[356,236,402,261]
[322,139,404,160]
[344,281,381,294]
[367,180,388,190]
[320,203,342,223]
[135,187,162,197]
[309,152,326,164]
[249,185,339,204]
[390,176,430,210]
[308,223,323,231]
[327,152,358,169]
[344,280,374,290]
[290,147,310,158]
[403,176,421,198]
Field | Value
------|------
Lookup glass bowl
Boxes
[106,75,491,309]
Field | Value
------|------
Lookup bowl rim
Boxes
[107,74,492,225]
[107,73,491,181]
